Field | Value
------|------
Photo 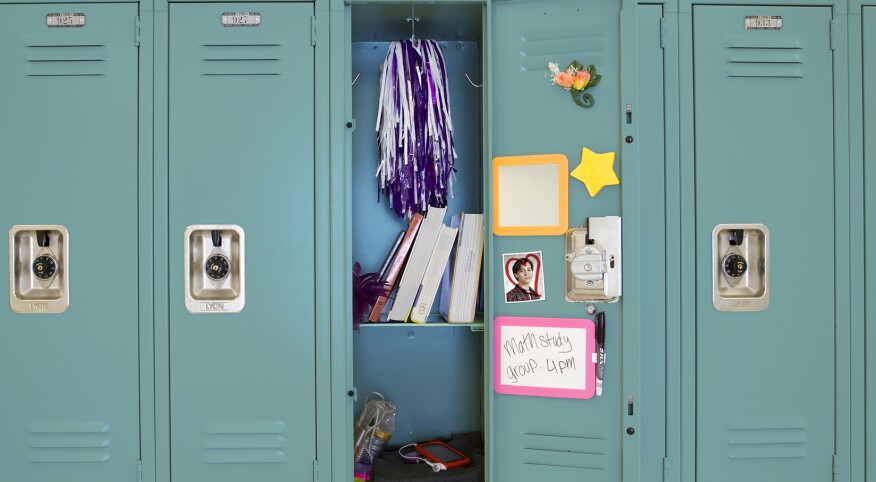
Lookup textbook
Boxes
[387,205,447,321]
[368,213,423,322]
[438,214,462,317]
[410,224,459,323]
[441,213,484,323]
[377,230,405,280]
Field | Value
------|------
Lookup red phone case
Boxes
[414,441,472,469]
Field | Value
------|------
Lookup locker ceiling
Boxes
[351,4,482,42]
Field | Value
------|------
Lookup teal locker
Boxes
[490,1,621,481]
[0,4,142,481]
[692,6,835,482]
[167,3,316,481]
[630,5,669,482]
[865,7,875,482]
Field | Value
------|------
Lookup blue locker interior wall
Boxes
[349,4,485,446]
[489,1,622,481]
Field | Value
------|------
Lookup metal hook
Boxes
[405,4,419,41]
[464,73,483,88]
[351,72,361,86]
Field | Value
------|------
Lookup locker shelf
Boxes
[358,320,484,332]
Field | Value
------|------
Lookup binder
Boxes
[410,225,459,323]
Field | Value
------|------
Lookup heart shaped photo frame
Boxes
[502,251,546,303]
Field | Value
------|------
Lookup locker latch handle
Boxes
[37,230,50,248]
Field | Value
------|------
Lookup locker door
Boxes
[168,4,316,482]
[864,7,876,482]
[0,4,141,482]
[490,1,621,481]
[693,6,835,482]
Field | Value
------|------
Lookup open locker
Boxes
[0,4,143,481]
[346,2,486,480]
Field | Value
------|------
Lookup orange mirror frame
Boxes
[492,154,568,236]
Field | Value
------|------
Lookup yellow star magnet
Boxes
[570,147,620,197]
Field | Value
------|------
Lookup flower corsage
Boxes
[547,61,602,109]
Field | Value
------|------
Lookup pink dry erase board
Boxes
[493,316,596,399]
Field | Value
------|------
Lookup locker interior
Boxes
[349,3,486,447]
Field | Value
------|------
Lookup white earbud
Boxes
[397,443,448,472]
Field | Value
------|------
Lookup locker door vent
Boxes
[203,421,288,464]
[728,418,808,459]
[26,36,108,77]
[27,422,111,463]
[516,26,609,73]
[520,432,606,471]
[201,43,282,76]
[724,37,803,78]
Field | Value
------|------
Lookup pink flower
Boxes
[572,70,591,90]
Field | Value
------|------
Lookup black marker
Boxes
[595,312,605,397]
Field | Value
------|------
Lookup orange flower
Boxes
[555,70,574,89]
[572,70,591,90]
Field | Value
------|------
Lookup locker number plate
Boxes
[222,12,261,27]
[46,13,85,28]
[745,16,782,30]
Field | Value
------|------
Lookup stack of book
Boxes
[367,206,483,324]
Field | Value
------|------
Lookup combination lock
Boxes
[205,254,230,281]
[32,255,58,280]
[723,253,747,278]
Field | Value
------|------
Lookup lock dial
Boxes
[205,254,230,281]
[723,253,747,278]
[32,255,58,280]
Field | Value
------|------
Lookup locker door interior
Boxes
[0,4,141,481]
[491,1,621,481]
[865,7,876,482]
[692,6,835,482]
[168,4,316,481]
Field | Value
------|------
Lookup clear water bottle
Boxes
[353,393,397,463]
[365,409,396,461]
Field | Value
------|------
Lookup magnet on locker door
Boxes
[9,225,69,314]
[184,225,245,314]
